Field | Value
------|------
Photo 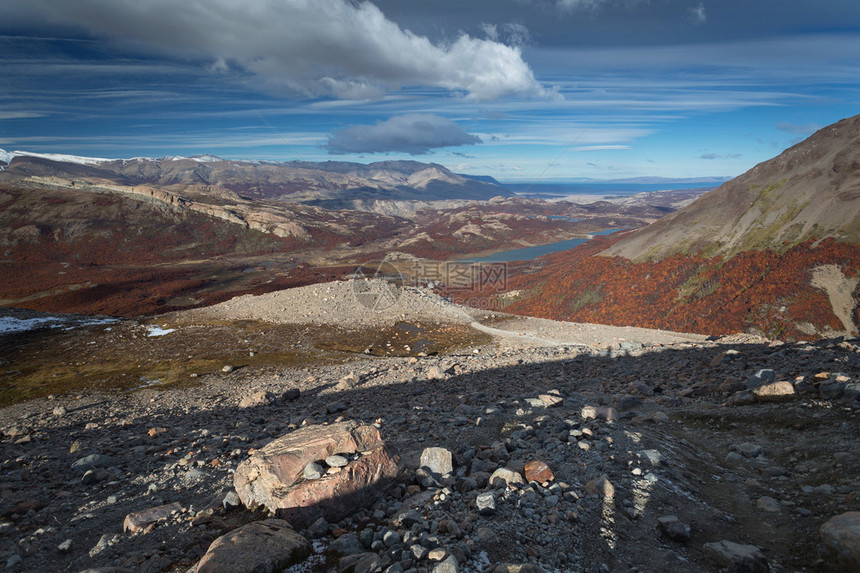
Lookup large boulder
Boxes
[233,421,399,528]
[195,519,310,572]
[820,511,860,571]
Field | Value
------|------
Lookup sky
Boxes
[0,0,858,182]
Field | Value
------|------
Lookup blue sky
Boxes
[1,0,858,182]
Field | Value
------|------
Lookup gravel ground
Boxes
[1,280,857,573]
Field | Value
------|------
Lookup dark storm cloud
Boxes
[325,114,482,155]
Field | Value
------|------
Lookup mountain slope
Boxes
[470,115,860,340]
[603,114,860,260]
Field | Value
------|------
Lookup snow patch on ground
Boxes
[146,326,176,337]
[0,317,61,334]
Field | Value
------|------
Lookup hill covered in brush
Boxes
[455,116,860,340]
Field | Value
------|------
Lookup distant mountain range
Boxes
[0,151,511,204]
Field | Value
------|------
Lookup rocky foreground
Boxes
[1,281,859,573]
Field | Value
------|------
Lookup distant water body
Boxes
[459,228,619,263]
[504,181,720,198]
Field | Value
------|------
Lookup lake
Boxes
[458,228,619,263]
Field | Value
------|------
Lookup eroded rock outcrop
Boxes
[233,421,399,528]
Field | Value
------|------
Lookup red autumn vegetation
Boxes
[445,235,860,340]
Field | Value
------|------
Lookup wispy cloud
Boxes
[554,0,641,13]
[574,145,630,151]
[1,0,548,101]
[0,111,44,120]
[688,3,707,25]
[325,114,482,155]
[700,152,741,160]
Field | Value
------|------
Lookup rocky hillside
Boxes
[603,114,860,260]
[0,280,857,572]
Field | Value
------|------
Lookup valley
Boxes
[1,116,859,573]
[0,153,694,317]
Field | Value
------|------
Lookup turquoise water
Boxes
[458,228,619,263]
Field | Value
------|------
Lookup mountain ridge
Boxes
[603,114,860,260]
[0,151,512,203]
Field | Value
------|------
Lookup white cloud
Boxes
[688,2,707,25]
[700,152,741,160]
[325,114,482,155]
[554,0,641,13]
[556,0,604,11]
[3,0,546,101]
[0,111,44,120]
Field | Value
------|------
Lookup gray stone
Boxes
[702,540,768,573]
[384,529,400,548]
[331,533,364,557]
[358,527,374,548]
[844,383,860,401]
[222,491,240,509]
[476,492,496,515]
[585,475,615,498]
[89,533,118,558]
[71,454,115,472]
[420,447,454,477]
[756,497,781,513]
[455,476,477,493]
[820,511,860,571]
[432,555,459,573]
[746,369,775,388]
[196,519,310,573]
[395,510,424,528]
[611,394,642,411]
[123,502,182,533]
[307,517,330,539]
[489,468,525,489]
[427,366,447,380]
[303,462,324,480]
[735,443,764,458]
[657,515,691,543]
[640,449,666,467]
[339,553,381,573]
[336,371,360,390]
[239,390,276,409]
[57,539,72,553]
[326,454,349,468]
[182,468,206,485]
[411,544,429,560]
